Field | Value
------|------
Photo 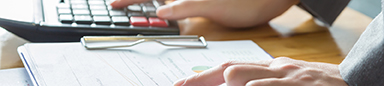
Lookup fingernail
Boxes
[157,5,173,18]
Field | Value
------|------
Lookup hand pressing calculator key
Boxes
[58,0,169,27]
[0,0,179,42]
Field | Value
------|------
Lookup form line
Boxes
[118,52,144,86]
[63,55,83,86]
[95,54,139,86]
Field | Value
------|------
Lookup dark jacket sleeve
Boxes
[339,12,384,86]
[297,0,350,26]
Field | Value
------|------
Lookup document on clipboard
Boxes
[18,39,273,86]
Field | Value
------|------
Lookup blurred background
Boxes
[328,0,382,56]
[349,0,381,18]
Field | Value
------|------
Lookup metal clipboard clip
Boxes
[80,35,208,49]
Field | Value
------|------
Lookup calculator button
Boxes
[112,16,130,26]
[88,1,105,5]
[127,5,142,12]
[128,12,145,17]
[57,4,70,9]
[107,5,124,10]
[71,5,89,9]
[57,9,72,15]
[143,6,156,12]
[106,5,114,10]
[146,12,157,17]
[73,10,91,15]
[93,16,111,25]
[104,0,115,5]
[74,15,93,24]
[157,1,166,5]
[90,5,107,10]
[131,4,141,6]
[91,10,109,16]
[130,17,149,26]
[109,10,127,16]
[59,15,73,23]
[149,17,168,27]
[71,1,88,4]
[142,2,155,7]
[56,0,174,27]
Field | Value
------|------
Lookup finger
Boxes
[246,78,294,86]
[223,65,282,86]
[110,0,149,8]
[224,60,274,67]
[173,65,226,86]
[274,57,340,77]
[173,61,273,86]
[156,0,211,20]
[270,57,305,67]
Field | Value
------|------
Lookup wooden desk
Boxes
[178,6,372,64]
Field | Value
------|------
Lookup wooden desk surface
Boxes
[177,6,372,64]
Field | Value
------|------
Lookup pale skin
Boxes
[111,0,299,28]
[173,57,347,86]
[111,0,348,86]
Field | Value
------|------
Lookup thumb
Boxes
[156,0,211,20]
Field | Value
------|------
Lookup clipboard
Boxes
[18,39,273,86]
[80,35,208,49]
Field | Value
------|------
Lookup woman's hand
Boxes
[111,0,299,28]
[174,57,348,86]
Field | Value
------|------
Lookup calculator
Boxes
[0,0,179,42]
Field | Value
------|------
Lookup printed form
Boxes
[18,40,272,86]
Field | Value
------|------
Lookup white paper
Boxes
[0,68,32,86]
[19,40,272,86]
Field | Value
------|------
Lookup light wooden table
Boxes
[178,6,372,64]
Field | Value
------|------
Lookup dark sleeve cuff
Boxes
[297,0,350,26]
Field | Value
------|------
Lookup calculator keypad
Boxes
[56,0,169,27]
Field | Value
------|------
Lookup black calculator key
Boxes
[74,15,93,24]
[73,10,91,15]
[91,10,109,16]
[127,5,142,12]
[128,12,145,17]
[111,16,130,25]
[59,15,73,23]
[71,4,89,9]
[93,16,111,25]
[109,10,127,16]
[58,9,72,15]
[146,12,157,17]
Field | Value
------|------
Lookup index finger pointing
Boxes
[174,64,226,86]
